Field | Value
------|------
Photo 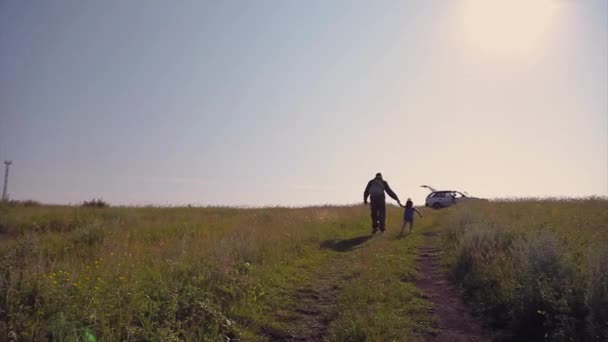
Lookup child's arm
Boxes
[414,208,423,218]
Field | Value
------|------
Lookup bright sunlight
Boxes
[460,0,560,58]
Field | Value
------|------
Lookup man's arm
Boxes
[414,208,423,218]
[383,181,400,202]
[363,181,371,204]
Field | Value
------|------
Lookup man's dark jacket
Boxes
[364,178,399,203]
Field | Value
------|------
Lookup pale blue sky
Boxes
[1,0,606,206]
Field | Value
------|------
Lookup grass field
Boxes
[0,199,606,341]
[0,203,436,341]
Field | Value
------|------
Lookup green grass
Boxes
[0,203,437,341]
[5,199,603,341]
[440,198,608,341]
[326,211,437,341]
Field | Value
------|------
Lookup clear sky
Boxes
[1,0,606,206]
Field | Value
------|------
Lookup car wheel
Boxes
[432,202,442,210]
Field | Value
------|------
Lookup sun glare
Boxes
[460,0,560,58]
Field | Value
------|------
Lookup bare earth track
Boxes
[415,231,492,342]
[262,236,368,341]
[261,229,492,341]
[263,265,349,341]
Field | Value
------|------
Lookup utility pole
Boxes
[2,160,12,202]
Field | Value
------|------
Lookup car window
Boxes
[433,192,445,198]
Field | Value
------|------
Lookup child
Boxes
[399,199,422,236]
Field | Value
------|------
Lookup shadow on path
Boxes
[320,235,372,252]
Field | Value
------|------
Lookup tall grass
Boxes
[0,204,368,340]
[441,199,608,341]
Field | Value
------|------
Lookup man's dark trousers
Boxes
[370,198,386,232]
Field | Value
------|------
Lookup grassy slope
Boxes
[0,204,437,341]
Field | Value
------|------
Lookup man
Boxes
[364,173,402,234]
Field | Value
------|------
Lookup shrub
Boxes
[69,222,106,248]
[448,220,516,327]
[82,199,109,208]
[0,236,37,338]
[510,231,586,340]
[4,200,42,207]
[586,243,608,340]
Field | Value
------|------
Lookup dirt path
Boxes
[263,264,349,341]
[262,235,370,341]
[415,231,492,342]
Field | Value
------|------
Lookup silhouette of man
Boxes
[364,173,401,234]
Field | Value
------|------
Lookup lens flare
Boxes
[460,0,560,58]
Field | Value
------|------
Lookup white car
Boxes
[421,185,481,209]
